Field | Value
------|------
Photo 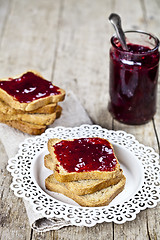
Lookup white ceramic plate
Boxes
[7,124,160,226]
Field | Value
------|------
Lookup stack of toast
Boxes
[45,137,126,207]
[0,71,65,135]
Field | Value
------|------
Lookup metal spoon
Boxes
[109,13,128,51]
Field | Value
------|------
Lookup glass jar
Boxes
[108,30,159,125]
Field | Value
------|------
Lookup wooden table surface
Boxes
[0,0,160,239]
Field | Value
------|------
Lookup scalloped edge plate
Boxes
[7,124,160,226]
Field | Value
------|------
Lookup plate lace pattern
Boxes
[7,125,160,226]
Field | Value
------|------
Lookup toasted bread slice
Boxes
[0,106,62,135]
[0,105,62,125]
[0,70,65,111]
[0,99,57,114]
[45,174,126,207]
[44,154,124,195]
[47,138,121,182]
[0,120,47,135]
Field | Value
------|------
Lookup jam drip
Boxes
[0,71,61,103]
[54,138,117,173]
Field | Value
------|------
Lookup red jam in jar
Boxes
[108,31,159,125]
[54,138,117,173]
[0,71,61,103]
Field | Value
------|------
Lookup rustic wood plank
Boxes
[52,0,113,128]
[113,125,159,239]
[31,0,115,239]
[0,142,31,239]
[0,1,31,239]
[144,0,160,35]
[138,2,160,239]
[32,0,115,238]
[113,0,146,31]
[0,0,12,39]
[109,1,160,240]
[0,0,61,80]
[0,0,62,239]
[45,224,114,240]
[144,0,160,147]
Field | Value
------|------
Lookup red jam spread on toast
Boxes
[54,138,117,172]
[0,71,61,103]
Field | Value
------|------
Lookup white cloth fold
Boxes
[0,91,92,232]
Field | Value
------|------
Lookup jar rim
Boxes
[111,30,159,55]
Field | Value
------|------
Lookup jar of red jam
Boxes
[108,30,159,125]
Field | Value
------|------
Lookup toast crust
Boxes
[0,112,56,125]
[0,106,62,135]
[0,105,62,125]
[0,99,57,114]
[45,174,126,207]
[1,120,47,135]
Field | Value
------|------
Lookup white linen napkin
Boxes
[0,91,92,232]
